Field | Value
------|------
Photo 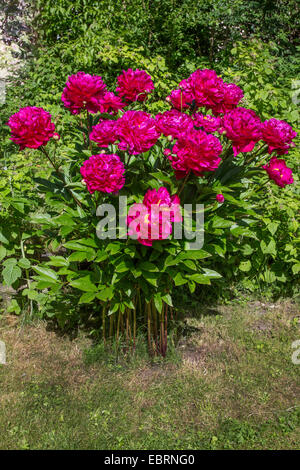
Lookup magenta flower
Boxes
[127,188,181,246]
[261,118,297,155]
[263,156,293,188]
[193,113,223,133]
[99,92,125,115]
[216,194,225,203]
[155,110,193,139]
[7,106,56,150]
[166,88,193,111]
[187,69,224,109]
[170,128,222,179]
[116,110,160,155]
[212,82,244,115]
[116,69,154,103]
[80,153,125,194]
[61,71,107,114]
[90,120,118,148]
[222,107,262,156]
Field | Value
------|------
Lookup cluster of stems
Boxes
[100,292,173,358]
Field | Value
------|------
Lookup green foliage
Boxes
[33,0,299,67]
[0,0,299,335]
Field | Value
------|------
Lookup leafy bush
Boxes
[1,66,298,355]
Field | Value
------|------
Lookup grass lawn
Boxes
[0,299,299,450]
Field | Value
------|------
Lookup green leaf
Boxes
[3,258,17,267]
[139,261,159,272]
[23,288,39,300]
[79,292,97,304]
[115,259,133,273]
[267,222,279,236]
[0,245,7,261]
[164,255,179,267]
[202,268,222,279]
[63,241,95,253]
[188,281,196,293]
[46,256,69,267]
[231,226,257,239]
[154,293,163,313]
[68,252,88,262]
[0,231,9,244]
[188,273,211,284]
[182,259,197,270]
[260,239,276,256]
[162,293,173,307]
[32,266,58,281]
[142,271,158,287]
[36,280,58,289]
[69,275,98,292]
[292,264,300,275]
[18,258,31,269]
[94,250,109,262]
[212,216,234,228]
[96,286,114,301]
[7,299,21,315]
[239,260,252,272]
[179,250,211,260]
[3,264,22,286]
[173,272,187,286]
[107,242,121,255]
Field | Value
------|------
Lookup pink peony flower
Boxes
[116,68,154,102]
[80,153,125,194]
[263,156,294,188]
[222,107,262,156]
[179,78,193,93]
[155,109,193,139]
[166,88,193,111]
[212,82,244,115]
[7,106,56,150]
[99,92,125,114]
[169,128,222,179]
[216,194,225,203]
[193,113,223,133]
[127,188,181,246]
[186,69,224,109]
[261,118,297,155]
[61,71,107,114]
[90,120,118,148]
[116,110,160,155]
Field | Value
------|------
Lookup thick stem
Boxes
[126,308,129,352]
[151,300,158,354]
[109,315,113,338]
[160,304,165,356]
[116,311,120,348]
[147,302,153,356]
[128,309,132,353]
[133,306,136,351]
[20,239,33,317]
[102,305,106,344]
[164,303,168,357]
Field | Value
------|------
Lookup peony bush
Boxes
[5,68,297,356]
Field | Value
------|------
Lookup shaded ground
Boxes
[0,299,299,450]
